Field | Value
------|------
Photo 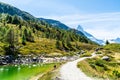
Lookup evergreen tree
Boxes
[22,34,26,45]
[5,28,19,56]
[24,29,34,42]
[12,15,21,24]
[106,40,110,45]
[0,27,7,41]
[28,30,34,42]
[6,14,12,23]
[56,40,63,50]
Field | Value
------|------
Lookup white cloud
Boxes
[0,0,80,16]
[42,12,120,39]
[86,29,120,40]
[44,12,120,25]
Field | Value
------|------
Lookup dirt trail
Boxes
[59,53,96,80]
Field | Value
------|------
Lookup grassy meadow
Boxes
[77,44,120,80]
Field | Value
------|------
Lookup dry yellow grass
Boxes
[77,60,104,78]
[113,53,120,62]
[19,38,66,55]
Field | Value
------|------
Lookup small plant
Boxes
[96,52,102,54]
[90,63,96,69]
[95,60,104,67]
[112,70,120,78]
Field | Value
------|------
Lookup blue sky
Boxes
[0,0,120,40]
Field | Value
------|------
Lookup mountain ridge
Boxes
[38,18,70,30]
[0,2,36,21]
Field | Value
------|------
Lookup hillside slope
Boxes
[0,2,97,57]
[39,18,70,30]
[77,43,120,80]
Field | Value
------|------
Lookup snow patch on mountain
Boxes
[109,38,120,43]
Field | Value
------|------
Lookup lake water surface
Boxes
[0,64,53,80]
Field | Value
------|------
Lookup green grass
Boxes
[0,42,6,55]
[77,57,120,80]
[80,50,94,57]
[104,43,120,53]
[19,38,67,56]
[39,63,62,80]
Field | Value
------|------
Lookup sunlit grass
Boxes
[77,57,120,80]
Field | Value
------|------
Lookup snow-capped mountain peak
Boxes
[77,25,104,45]
[77,25,84,32]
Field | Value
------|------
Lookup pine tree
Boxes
[28,30,34,42]
[22,34,26,45]
[6,14,12,23]
[5,28,19,56]
[106,40,110,45]
[24,29,34,42]
[56,40,63,50]
[12,15,21,24]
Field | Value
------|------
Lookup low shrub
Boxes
[112,70,120,78]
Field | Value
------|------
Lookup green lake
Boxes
[0,63,54,80]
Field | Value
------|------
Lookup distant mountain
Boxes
[39,18,88,37]
[109,38,120,43]
[77,25,104,45]
[0,2,36,21]
[38,18,70,30]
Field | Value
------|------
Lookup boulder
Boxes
[102,56,110,61]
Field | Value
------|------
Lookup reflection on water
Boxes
[0,64,49,80]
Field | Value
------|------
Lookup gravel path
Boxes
[59,53,96,80]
